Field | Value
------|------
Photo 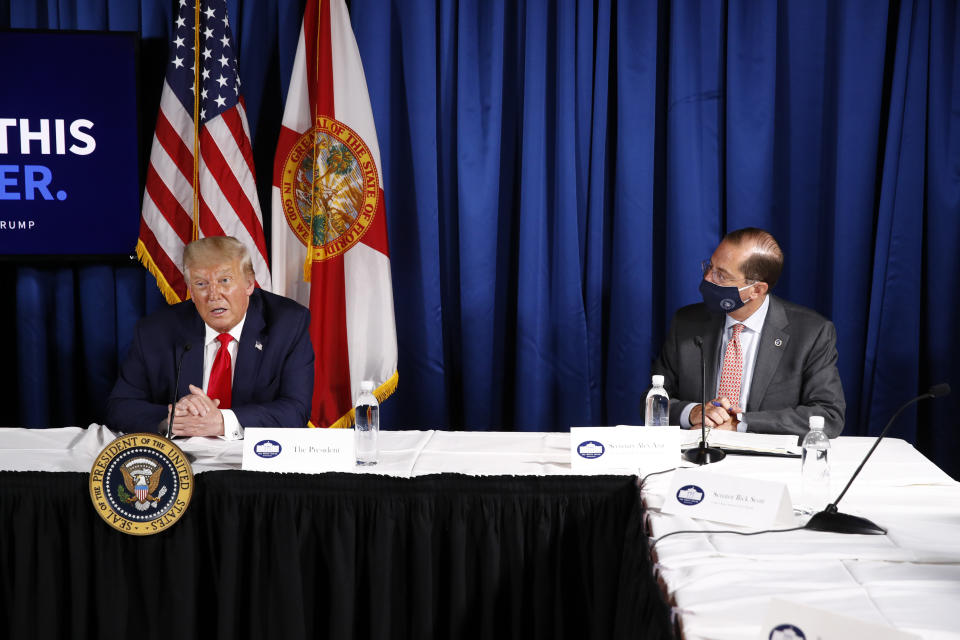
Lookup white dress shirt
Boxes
[680,295,770,431]
[202,316,246,440]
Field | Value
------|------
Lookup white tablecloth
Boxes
[2,425,958,639]
[0,425,580,476]
[641,437,960,640]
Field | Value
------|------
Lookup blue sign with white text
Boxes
[0,30,139,256]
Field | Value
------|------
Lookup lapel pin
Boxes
[255,341,263,351]
[774,338,783,347]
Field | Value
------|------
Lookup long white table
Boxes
[0,425,579,475]
[2,426,959,639]
[641,437,960,640]
[0,426,668,640]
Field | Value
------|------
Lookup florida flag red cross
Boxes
[272,0,398,428]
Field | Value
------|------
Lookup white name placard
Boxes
[570,426,680,474]
[662,467,794,528]
[242,428,355,473]
[759,598,920,640]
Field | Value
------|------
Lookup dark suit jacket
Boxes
[106,288,314,432]
[652,295,845,437]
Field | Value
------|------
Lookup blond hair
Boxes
[182,236,255,281]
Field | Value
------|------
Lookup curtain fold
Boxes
[3,0,959,478]
[513,1,592,431]
[662,0,724,327]
[453,0,509,429]
[604,0,661,423]
[862,0,929,442]
[919,1,960,463]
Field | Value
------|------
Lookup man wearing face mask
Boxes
[651,228,845,437]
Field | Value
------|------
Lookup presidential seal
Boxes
[279,115,380,261]
[88,433,193,536]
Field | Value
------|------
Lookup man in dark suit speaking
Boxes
[107,236,314,438]
[652,228,845,438]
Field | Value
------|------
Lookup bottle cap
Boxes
[809,415,825,430]
[360,380,374,392]
[652,374,664,387]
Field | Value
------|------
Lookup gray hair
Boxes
[723,227,784,288]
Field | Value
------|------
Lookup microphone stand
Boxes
[805,383,951,535]
[166,343,192,439]
[683,336,726,464]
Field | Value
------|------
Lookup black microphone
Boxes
[166,343,192,439]
[805,383,951,534]
[682,336,726,464]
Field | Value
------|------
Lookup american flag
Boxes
[138,0,271,303]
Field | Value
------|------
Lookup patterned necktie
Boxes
[207,333,233,409]
[717,323,745,407]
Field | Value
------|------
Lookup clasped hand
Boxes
[690,396,741,431]
[167,384,225,437]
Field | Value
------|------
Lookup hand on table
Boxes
[690,396,742,431]
[167,384,225,437]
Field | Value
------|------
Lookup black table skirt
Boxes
[0,471,672,640]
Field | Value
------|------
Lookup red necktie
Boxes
[717,323,745,407]
[207,333,233,409]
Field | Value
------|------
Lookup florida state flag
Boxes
[271,0,397,428]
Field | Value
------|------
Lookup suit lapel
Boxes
[232,290,266,406]
[178,308,206,399]
[748,295,790,411]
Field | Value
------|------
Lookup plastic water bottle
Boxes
[355,380,379,466]
[801,416,831,513]
[644,375,670,426]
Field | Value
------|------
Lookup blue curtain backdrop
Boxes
[2,0,958,479]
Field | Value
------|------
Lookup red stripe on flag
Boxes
[196,193,264,290]
[154,110,195,184]
[220,106,259,187]
[198,125,269,258]
[309,256,352,427]
[197,194,227,238]
[144,165,193,244]
[138,220,187,299]
[359,190,390,259]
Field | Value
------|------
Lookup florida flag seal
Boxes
[272,0,397,428]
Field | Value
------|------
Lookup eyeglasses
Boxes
[700,260,755,287]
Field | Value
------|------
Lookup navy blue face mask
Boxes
[699,279,753,314]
